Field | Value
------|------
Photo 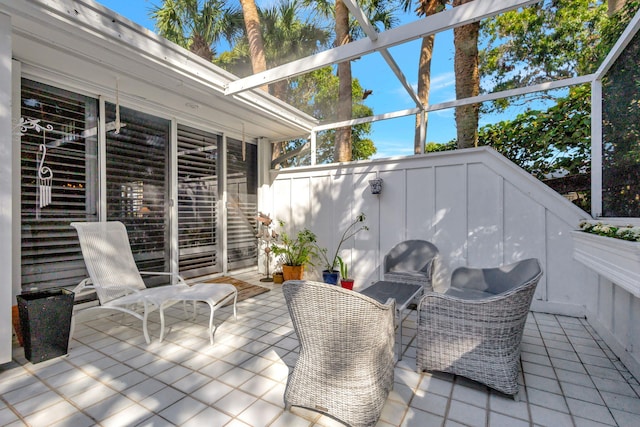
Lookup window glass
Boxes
[226,138,258,270]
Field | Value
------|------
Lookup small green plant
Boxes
[337,255,350,281]
[315,213,368,272]
[270,220,319,266]
[579,221,640,242]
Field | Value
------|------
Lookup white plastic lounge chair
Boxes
[71,221,236,344]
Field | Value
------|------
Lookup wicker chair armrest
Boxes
[418,281,538,325]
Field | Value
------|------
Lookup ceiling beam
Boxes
[225,0,541,95]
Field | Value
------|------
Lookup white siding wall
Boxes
[0,12,13,364]
[264,147,640,379]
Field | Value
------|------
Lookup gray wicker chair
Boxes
[384,240,439,291]
[283,280,395,427]
[416,258,543,396]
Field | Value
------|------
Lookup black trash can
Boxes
[17,288,74,364]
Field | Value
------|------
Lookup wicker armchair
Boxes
[416,258,543,396]
[283,280,395,427]
[384,240,439,291]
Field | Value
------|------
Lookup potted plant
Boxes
[271,220,319,281]
[337,256,354,290]
[315,213,368,285]
[571,220,640,296]
[272,270,284,284]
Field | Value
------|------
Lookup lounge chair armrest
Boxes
[138,271,187,285]
[72,278,96,297]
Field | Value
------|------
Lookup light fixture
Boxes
[369,177,383,195]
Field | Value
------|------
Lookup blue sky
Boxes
[96,1,463,158]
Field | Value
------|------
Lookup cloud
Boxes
[372,139,416,159]
[392,72,456,105]
[430,72,456,91]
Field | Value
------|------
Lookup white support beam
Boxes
[314,108,421,132]
[342,0,378,41]
[379,49,422,106]
[344,0,422,106]
[226,0,541,95]
[424,74,595,112]
[313,74,594,132]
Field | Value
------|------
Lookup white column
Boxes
[256,137,272,274]
[0,12,13,364]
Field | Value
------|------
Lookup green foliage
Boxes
[337,255,349,280]
[579,221,640,242]
[150,0,243,60]
[478,85,591,179]
[215,0,331,76]
[270,220,319,266]
[600,1,640,216]
[594,1,640,65]
[280,67,377,165]
[424,141,457,153]
[480,0,607,110]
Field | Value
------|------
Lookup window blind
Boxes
[177,124,221,278]
[105,103,170,285]
[20,79,98,291]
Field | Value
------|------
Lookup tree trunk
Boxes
[335,0,352,162]
[414,1,442,154]
[270,80,289,162]
[240,0,267,85]
[453,0,480,149]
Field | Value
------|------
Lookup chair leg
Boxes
[159,304,166,343]
[143,310,151,344]
[232,290,238,320]
[206,301,216,345]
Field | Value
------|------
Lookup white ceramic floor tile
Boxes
[4,280,640,427]
[214,388,259,417]
[238,399,283,426]
[157,396,207,425]
[447,400,487,427]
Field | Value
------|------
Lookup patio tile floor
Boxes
[2,271,639,427]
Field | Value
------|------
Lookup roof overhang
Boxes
[0,0,317,141]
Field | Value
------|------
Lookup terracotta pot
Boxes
[12,305,24,347]
[273,272,284,284]
[340,279,354,290]
[282,265,304,281]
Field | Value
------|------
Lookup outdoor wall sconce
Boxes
[369,177,383,195]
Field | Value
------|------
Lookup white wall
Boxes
[265,147,640,379]
[267,148,587,305]
[587,278,640,381]
[0,12,13,364]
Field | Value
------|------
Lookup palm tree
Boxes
[402,0,446,154]
[453,0,480,148]
[151,0,243,61]
[335,0,352,162]
[239,0,268,78]
[308,0,398,162]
